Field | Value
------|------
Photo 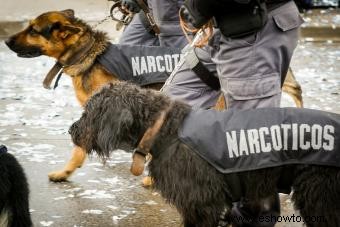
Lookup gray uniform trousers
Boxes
[119,0,188,49]
[162,0,304,110]
[118,0,221,109]
[118,12,160,46]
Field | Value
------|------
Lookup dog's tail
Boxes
[0,145,32,227]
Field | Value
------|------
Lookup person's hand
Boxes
[179,5,206,29]
[180,6,195,27]
[121,0,141,13]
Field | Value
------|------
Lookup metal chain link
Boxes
[91,15,112,29]
[92,1,134,30]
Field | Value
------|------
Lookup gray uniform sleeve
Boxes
[119,12,160,46]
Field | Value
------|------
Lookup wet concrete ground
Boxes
[0,39,339,227]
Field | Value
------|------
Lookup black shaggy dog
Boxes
[0,145,32,227]
[69,82,340,227]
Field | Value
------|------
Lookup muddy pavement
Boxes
[0,40,339,227]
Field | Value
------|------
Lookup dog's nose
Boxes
[4,37,14,47]
[69,121,79,135]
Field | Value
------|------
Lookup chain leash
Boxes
[91,15,112,29]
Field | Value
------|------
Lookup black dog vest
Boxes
[179,108,340,174]
[97,43,182,86]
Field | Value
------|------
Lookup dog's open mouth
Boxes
[17,50,42,58]
[5,41,42,58]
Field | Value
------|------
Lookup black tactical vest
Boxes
[179,107,340,174]
[97,43,182,86]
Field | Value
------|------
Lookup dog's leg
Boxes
[282,68,304,108]
[292,167,340,227]
[48,146,86,182]
[282,85,304,108]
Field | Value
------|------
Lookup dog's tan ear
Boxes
[60,9,75,18]
[59,24,82,39]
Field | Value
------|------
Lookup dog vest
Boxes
[179,107,340,174]
[97,43,182,86]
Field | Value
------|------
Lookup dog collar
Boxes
[130,102,173,176]
[60,36,96,67]
[0,145,8,154]
[42,36,96,90]
[43,62,64,89]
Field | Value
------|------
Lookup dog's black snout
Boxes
[4,37,15,48]
[68,122,77,135]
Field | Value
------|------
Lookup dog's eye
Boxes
[29,28,39,37]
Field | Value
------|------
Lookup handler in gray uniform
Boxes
[163,0,304,110]
[119,0,221,108]
[118,0,220,109]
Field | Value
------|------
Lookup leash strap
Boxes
[136,0,160,35]
[53,70,64,89]
[184,46,220,90]
[161,30,204,90]
[161,30,220,91]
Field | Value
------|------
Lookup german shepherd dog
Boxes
[0,145,32,227]
[69,82,339,227]
[5,9,303,182]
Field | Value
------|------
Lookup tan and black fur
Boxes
[5,9,163,182]
[5,9,303,182]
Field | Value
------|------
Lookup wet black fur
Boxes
[69,82,340,227]
[0,147,32,227]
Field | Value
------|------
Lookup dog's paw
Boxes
[48,170,71,182]
[142,176,154,188]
